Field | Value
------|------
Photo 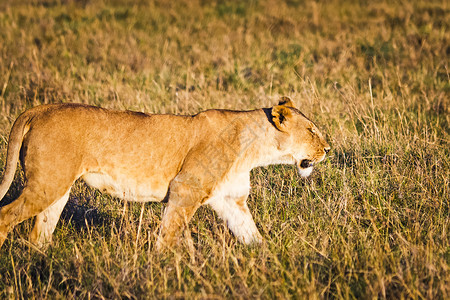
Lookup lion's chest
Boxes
[205,172,250,204]
[82,172,167,202]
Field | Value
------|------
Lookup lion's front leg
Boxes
[156,173,205,251]
[209,195,263,244]
[156,202,199,251]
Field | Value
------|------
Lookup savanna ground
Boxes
[0,0,448,298]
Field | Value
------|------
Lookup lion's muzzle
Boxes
[300,159,313,169]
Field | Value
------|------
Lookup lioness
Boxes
[0,97,330,250]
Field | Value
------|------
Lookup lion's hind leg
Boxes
[0,185,71,249]
[0,187,43,248]
[29,189,70,248]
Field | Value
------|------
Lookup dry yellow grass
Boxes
[0,0,448,298]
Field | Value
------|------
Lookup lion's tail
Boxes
[0,110,32,200]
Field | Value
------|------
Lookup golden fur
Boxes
[0,97,330,250]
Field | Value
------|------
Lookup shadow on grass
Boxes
[60,196,113,230]
[0,180,114,232]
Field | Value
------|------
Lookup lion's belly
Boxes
[82,172,167,202]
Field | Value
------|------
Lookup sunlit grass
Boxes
[0,0,448,298]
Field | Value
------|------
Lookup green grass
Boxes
[0,0,449,298]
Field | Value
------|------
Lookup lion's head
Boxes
[271,97,330,177]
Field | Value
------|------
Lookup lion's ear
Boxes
[272,105,292,132]
[278,96,296,108]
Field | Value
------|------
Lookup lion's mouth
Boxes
[299,159,314,169]
[297,159,314,178]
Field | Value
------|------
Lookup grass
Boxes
[0,0,449,298]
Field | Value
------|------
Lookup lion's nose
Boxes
[324,147,331,154]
